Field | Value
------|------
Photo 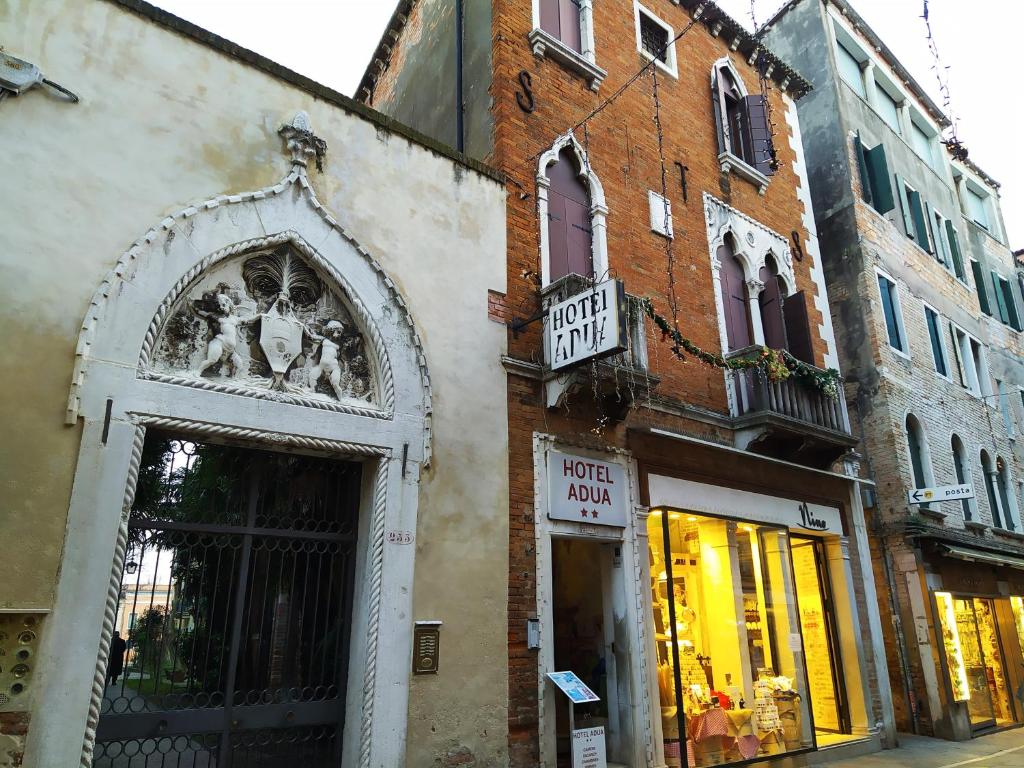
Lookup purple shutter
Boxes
[783,291,815,364]
[743,94,774,175]
[546,149,592,281]
[719,245,751,351]
[540,0,560,37]
[559,0,582,52]
[758,269,788,349]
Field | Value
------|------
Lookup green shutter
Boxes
[865,144,895,213]
[896,174,916,237]
[945,220,965,280]
[993,272,1011,323]
[926,203,945,264]
[949,322,966,386]
[1002,279,1022,331]
[972,260,992,315]
[854,132,872,204]
[909,190,932,252]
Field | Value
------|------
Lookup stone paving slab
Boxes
[820,730,1024,768]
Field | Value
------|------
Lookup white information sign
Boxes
[548,279,627,371]
[548,451,627,527]
[547,671,601,703]
[908,484,974,505]
[572,726,607,768]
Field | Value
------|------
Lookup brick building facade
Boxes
[764,0,1024,743]
[364,1,896,765]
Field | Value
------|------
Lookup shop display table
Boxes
[686,706,785,764]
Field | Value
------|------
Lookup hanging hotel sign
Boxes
[548,279,627,371]
[907,483,974,505]
[548,451,627,527]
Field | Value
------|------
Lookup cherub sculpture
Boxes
[193,292,249,378]
[307,320,348,400]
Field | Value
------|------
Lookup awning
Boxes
[940,544,1024,571]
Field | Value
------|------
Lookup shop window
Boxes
[648,510,836,766]
[712,60,774,178]
[835,40,866,99]
[853,134,895,214]
[545,148,594,282]
[635,4,677,77]
[719,237,752,352]
[951,435,977,520]
[923,305,948,378]
[896,177,932,252]
[970,260,992,316]
[876,272,907,354]
[875,83,902,135]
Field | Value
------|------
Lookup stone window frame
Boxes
[536,131,609,288]
[874,267,910,359]
[633,1,678,79]
[921,301,951,382]
[711,57,771,194]
[529,0,607,91]
[949,432,980,522]
[904,411,937,507]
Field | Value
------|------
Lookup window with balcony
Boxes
[712,59,774,184]
[719,236,752,352]
[877,272,907,354]
[853,133,895,214]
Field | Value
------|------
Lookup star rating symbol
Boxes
[579,508,600,519]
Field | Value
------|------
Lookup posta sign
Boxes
[548,451,627,527]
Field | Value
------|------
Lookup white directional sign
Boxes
[547,279,627,371]
[907,484,974,505]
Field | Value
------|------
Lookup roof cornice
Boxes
[356,0,416,105]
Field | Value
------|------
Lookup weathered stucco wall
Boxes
[0,1,508,764]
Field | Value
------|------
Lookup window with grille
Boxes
[639,11,668,62]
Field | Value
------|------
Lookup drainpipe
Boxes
[455,0,465,154]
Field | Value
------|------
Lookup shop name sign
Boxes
[548,451,627,527]
[907,483,974,505]
[548,280,627,371]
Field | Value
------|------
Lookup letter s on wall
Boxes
[515,70,535,113]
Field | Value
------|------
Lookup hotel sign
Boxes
[548,451,627,527]
[547,280,627,371]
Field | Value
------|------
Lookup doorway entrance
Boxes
[790,536,850,744]
[93,432,361,766]
[952,597,1015,731]
[551,538,630,766]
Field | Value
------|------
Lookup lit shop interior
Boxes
[649,509,860,766]
[934,592,1024,732]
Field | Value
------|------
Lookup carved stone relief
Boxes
[150,244,376,405]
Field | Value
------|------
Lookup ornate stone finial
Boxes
[279,111,327,172]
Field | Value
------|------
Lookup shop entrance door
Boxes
[953,597,1015,731]
[551,538,631,766]
[93,433,360,766]
[790,537,849,741]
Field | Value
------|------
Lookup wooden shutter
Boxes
[540,0,560,38]
[854,132,873,205]
[865,144,895,213]
[925,202,945,264]
[992,271,1010,323]
[895,174,916,237]
[945,220,965,279]
[546,149,592,281]
[909,190,931,252]
[540,0,581,52]
[743,94,774,176]
[758,269,788,349]
[949,322,966,386]
[971,260,992,315]
[719,245,752,351]
[1002,279,1022,330]
[783,291,815,364]
[711,72,726,155]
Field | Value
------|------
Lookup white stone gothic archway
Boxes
[536,131,609,286]
[30,113,430,768]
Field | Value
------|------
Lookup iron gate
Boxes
[94,432,361,767]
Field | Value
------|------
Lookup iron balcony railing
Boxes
[727,347,851,435]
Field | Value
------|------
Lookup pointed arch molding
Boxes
[536,131,609,285]
[703,192,796,295]
[67,152,432,462]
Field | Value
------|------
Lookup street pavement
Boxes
[821,729,1024,768]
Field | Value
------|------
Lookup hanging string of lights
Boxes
[921,0,967,161]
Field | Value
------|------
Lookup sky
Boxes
[154,0,1021,248]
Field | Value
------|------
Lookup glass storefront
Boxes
[935,592,1023,732]
[649,509,852,766]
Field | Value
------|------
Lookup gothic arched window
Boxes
[546,148,594,282]
[719,237,752,351]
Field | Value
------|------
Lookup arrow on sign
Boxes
[907,484,974,505]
